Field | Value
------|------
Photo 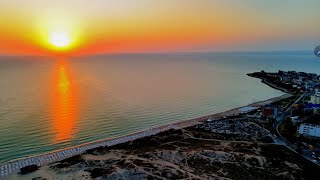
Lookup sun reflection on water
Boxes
[51,60,78,143]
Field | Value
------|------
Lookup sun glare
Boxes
[49,32,71,48]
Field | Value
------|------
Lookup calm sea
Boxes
[0,52,318,163]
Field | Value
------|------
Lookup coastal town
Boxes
[1,70,320,179]
[248,70,320,164]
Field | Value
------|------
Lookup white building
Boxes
[239,106,257,114]
[310,90,320,104]
[298,124,320,138]
[292,79,303,85]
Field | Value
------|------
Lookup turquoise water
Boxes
[0,52,317,163]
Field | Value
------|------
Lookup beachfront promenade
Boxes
[0,94,292,178]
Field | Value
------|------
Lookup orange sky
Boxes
[0,0,319,55]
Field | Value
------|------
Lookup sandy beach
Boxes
[0,93,292,179]
[5,122,319,179]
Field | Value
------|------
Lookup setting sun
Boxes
[49,32,71,48]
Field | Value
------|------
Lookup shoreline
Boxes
[0,93,292,178]
[262,79,291,93]
[247,73,291,93]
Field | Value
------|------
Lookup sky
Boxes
[0,0,319,55]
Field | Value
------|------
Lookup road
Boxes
[274,93,310,135]
[273,93,320,166]
[275,93,307,133]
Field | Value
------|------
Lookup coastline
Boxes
[262,79,290,93]
[247,73,291,93]
[0,93,292,178]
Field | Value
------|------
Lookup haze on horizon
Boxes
[0,0,319,56]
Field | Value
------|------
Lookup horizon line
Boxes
[0,49,313,59]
